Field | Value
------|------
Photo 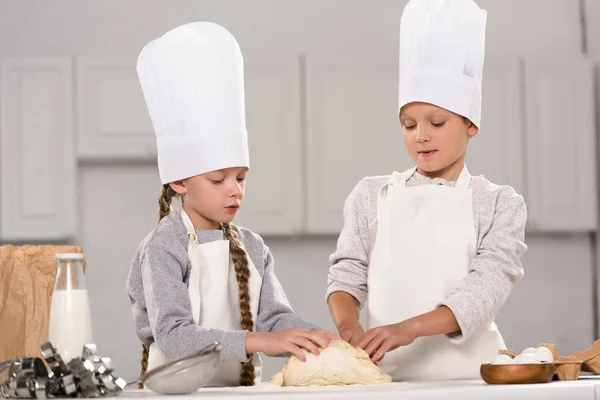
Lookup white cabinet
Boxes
[305,55,597,234]
[0,58,77,240]
[525,57,597,232]
[234,56,303,235]
[74,55,303,235]
[305,55,411,234]
[466,58,524,195]
[2,54,594,239]
[77,57,156,160]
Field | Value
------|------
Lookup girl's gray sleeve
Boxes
[439,187,527,343]
[326,179,371,307]
[255,246,317,332]
[141,242,249,362]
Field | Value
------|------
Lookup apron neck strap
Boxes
[455,165,471,191]
[395,165,471,190]
[170,194,197,237]
[171,194,229,242]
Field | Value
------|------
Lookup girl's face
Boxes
[170,167,248,230]
[400,102,478,181]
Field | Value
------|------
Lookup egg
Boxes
[520,347,538,356]
[514,353,542,364]
[519,346,555,363]
[490,354,514,365]
[533,346,554,363]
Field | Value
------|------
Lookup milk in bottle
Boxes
[48,253,94,362]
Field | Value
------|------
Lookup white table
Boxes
[116,379,600,400]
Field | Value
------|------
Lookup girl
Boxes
[126,21,336,388]
[326,0,528,381]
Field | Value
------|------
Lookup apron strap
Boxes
[396,167,417,187]
[392,165,471,191]
[171,194,199,243]
[455,165,472,191]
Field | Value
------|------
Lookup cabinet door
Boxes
[466,57,524,195]
[525,57,597,231]
[0,59,77,240]
[234,56,303,235]
[76,57,156,160]
[305,55,411,234]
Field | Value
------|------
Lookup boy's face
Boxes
[400,102,478,179]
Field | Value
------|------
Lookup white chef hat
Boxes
[137,21,249,184]
[398,0,487,128]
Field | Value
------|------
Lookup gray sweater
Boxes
[126,213,315,363]
[327,170,528,343]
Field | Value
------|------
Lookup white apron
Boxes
[366,166,505,381]
[148,202,263,386]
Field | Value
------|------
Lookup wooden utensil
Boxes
[480,363,555,384]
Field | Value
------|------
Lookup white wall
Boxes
[1,0,597,382]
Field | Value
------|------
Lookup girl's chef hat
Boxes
[398,0,487,128]
[137,22,249,184]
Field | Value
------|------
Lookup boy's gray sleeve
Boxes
[326,179,371,307]
[440,188,527,343]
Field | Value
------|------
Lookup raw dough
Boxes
[270,340,392,387]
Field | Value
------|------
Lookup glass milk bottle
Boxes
[48,253,94,362]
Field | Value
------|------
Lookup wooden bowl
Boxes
[480,363,555,384]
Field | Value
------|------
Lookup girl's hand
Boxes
[246,329,329,361]
[338,323,366,346]
[311,328,341,343]
[358,321,418,363]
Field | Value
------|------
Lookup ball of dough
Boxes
[270,340,392,387]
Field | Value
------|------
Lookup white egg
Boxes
[514,353,542,364]
[490,354,514,365]
[520,347,538,356]
[533,346,554,363]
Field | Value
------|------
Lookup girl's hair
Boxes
[221,222,256,386]
[139,183,256,387]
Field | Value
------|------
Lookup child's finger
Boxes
[295,337,321,356]
[357,329,378,350]
[372,339,393,363]
[299,330,328,349]
[363,334,386,358]
[287,343,306,362]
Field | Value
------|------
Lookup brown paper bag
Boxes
[0,245,86,361]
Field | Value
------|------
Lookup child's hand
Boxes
[311,328,341,343]
[246,329,329,361]
[358,321,418,363]
[338,323,366,347]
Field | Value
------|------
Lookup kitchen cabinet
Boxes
[305,55,598,234]
[75,55,304,235]
[234,56,303,235]
[0,58,77,240]
[466,57,524,195]
[305,55,410,234]
[77,57,156,160]
[525,57,597,232]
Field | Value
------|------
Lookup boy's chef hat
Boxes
[398,0,487,128]
[137,21,249,184]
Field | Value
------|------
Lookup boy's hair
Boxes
[138,184,256,388]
